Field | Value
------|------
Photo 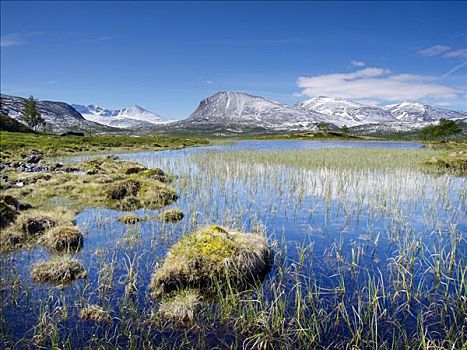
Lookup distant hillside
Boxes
[0,94,119,134]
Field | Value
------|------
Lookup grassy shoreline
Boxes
[0,131,209,158]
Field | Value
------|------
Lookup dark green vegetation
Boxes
[419,118,462,141]
[18,96,46,131]
[0,114,33,133]
[0,131,207,157]
[236,130,364,141]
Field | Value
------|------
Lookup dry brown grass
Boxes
[31,256,87,284]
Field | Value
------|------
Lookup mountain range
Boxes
[72,104,172,129]
[1,92,466,135]
[0,94,115,133]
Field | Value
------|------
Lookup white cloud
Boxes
[444,48,467,59]
[351,60,365,67]
[297,67,460,102]
[417,45,451,57]
[0,32,42,47]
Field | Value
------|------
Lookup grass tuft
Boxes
[40,226,83,253]
[31,256,87,284]
[157,208,184,223]
[79,305,111,323]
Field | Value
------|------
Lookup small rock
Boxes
[25,155,42,164]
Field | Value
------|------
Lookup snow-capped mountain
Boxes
[0,94,115,133]
[176,91,324,132]
[295,96,396,127]
[72,104,172,129]
[384,102,467,123]
[2,92,465,135]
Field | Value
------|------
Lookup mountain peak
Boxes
[185,91,321,131]
[72,102,171,128]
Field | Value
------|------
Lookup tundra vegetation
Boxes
[0,133,466,349]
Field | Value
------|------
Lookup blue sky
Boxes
[1,1,466,119]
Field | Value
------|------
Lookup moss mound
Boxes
[158,208,184,223]
[150,226,272,296]
[0,208,74,252]
[19,212,57,235]
[79,305,111,323]
[31,257,87,284]
[41,226,83,253]
[107,179,141,200]
[124,166,146,175]
[0,194,31,211]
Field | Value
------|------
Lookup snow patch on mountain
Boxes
[295,96,396,127]
[383,102,467,123]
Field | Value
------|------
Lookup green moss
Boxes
[150,226,272,296]
[0,131,208,158]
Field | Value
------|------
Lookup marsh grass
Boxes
[1,142,465,349]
